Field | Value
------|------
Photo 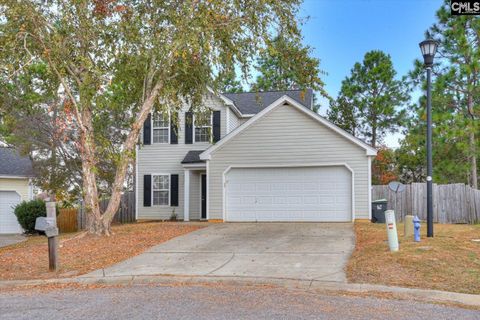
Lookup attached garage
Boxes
[201,96,377,222]
[0,191,22,234]
[225,166,352,222]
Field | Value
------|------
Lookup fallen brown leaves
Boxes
[347,221,480,294]
[0,222,203,281]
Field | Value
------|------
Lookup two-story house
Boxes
[136,89,377,223]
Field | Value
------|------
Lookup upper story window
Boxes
[194,113,212,143]
[152,113,169,143]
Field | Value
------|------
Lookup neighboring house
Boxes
[136,89,377,222]
[0,147,34,233]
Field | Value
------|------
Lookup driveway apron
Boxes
[85,223,355,282]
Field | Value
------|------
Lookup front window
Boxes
[152,175,169,205]
[152,113,169,143]
[194,113,212,143]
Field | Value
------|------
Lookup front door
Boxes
[201,174,207,219]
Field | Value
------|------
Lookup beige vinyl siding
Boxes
[207,103,371,220]
[137,94,226,220]
[238,117,249,126]
[226,108,242,133]
[0,178,30,201]
[226,110,251,134]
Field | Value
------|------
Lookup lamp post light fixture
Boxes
[419,39,438,238]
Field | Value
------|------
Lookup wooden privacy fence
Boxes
[372,183,480,224]
[77,191,136,230]
[57,208,78,233]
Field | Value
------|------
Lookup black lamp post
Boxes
[419,39,438,238]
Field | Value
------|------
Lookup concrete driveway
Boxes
[86,223,354,282]
[0,234,25,248]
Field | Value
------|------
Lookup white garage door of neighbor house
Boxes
[0,191,23,234]
[226,166,352,222]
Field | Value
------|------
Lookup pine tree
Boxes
[427,1,480,188]
[328,51,408,147]
[251,35,328,110]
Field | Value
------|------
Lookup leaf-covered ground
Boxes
[0,222,204,281]
[347,221,480,294]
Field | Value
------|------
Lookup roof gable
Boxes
[200,95,377,159]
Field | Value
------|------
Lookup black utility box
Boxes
[371,199,387,223]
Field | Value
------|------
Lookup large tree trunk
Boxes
[371,125,377,148]
[79,107,104,235]
[469,128,478,189]
[48,51,166,235]
[96,81,164,235]
[467,95,478,189]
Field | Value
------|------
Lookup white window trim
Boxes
[193,112,213,144]
[151,173,170,207]
[151,112,170,144]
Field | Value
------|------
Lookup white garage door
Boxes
[0,191,23,234]
[226,166,352,222]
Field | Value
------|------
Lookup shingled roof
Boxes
[181,150,206,164]
[0,147,34,177]
[223,89,313,115]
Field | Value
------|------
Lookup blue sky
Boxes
[299,0,442,147]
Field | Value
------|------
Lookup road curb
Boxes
[1,274,479,308]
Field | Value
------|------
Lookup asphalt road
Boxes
[0,283,478,320]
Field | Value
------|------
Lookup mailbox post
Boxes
[35,202,59,271]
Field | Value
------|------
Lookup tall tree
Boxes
[0,60,128,200]
[427,1,480,188]
[1,0,303,235]
[215,68,244,93]
[251,35,328,101]
[397,70,474,185]
[327,50,408,147]
[327,78,361,136]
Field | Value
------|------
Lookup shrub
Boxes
[170,209,177,221]
[14,199,47,234]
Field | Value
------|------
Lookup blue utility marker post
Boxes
[413,216,421,242]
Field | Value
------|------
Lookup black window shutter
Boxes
[143,113,151,145]
[213,111,221,142]
[170,113,178,144]
[185,112,193,144]
[143,175,152,207]
[170,174,179,206]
